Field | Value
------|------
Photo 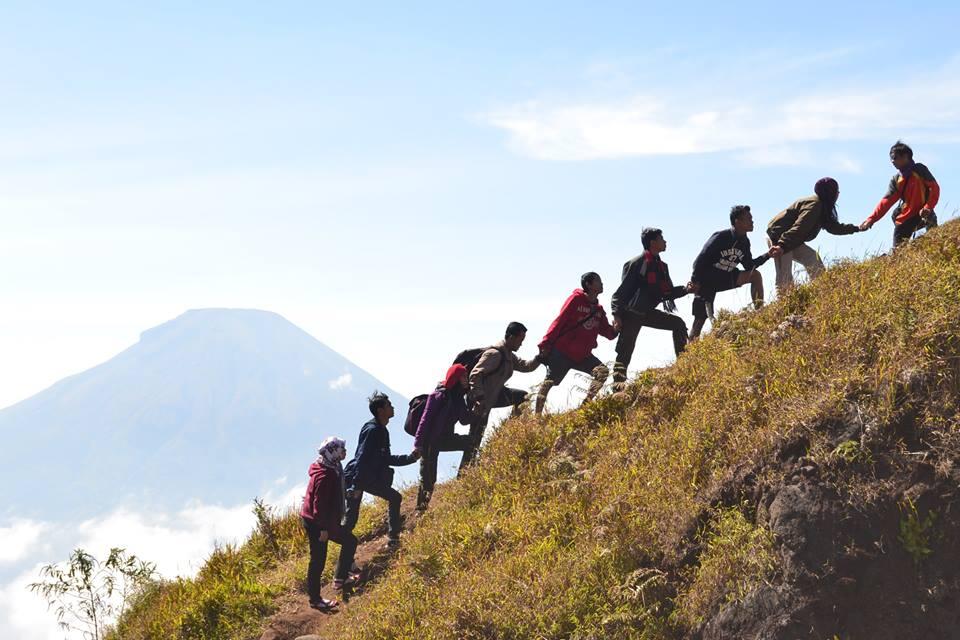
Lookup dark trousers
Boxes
[418,432,473,508]
[343,482,403,538]
[459,387,527,471]
[613,309,688,382]
[302,518,358,602]
[893,213,936,247]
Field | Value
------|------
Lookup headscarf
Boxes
[443,364,467,390]
[317,436,347,469]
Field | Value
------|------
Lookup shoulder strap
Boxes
[477,346,508,379]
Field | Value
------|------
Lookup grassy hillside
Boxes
[114,221,960,639]
[109,498,390,639]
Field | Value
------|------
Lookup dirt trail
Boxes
[257,496,422,640]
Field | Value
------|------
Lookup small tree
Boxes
[29,547,156,640]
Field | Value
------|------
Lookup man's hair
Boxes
[890,140,913,159]
[368,390,390,416]
[729,205,751,226]
[641,227,663,250]
[581,271,601,289]
[505,321,528,338]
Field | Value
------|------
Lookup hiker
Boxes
[611,228,696,386]
[343,391,420,547]
[460,322,542,469]
[860,141,940,247]
[412,364,473,510]
[535,272,618,413]
[689,205,781,340]
[767,177,860,293]
[300,436,357,611]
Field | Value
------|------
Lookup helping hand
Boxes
[768,245,784,258]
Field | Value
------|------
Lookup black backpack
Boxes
[403,394,430,436]
[454,346,506,377]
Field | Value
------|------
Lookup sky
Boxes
[2,1,959,635]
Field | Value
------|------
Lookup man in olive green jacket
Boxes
[767,177,860,293]
[460,321,541,470]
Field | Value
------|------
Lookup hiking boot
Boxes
[386,535,401,548]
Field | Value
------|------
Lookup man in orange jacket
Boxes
[860,141,940,246]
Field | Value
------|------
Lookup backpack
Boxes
[453,346,507,377]
[403,394,430,436]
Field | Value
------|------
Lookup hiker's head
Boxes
[730,205,753,234]
[504,321,527,351]
[814,177,839,205]
[642,227,666,253]
[581,271,603,296]
[444,363,468,390]
[368,390,394,424]
[318,436,347,464]
[890,140,913,169]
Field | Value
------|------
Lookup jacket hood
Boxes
[308,461,337,480]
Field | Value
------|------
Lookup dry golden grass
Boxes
[114,221,960,639]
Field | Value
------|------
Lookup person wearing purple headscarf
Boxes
[766,177,861,293]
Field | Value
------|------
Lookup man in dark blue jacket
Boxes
[343,391,420,545]
[688,205,781,340]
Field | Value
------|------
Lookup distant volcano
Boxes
[0,309,408,519]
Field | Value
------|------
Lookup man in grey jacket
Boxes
[459,321,541,471]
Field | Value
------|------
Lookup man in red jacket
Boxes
[860,140,940,247]
[300,436,358,611]
[535,272,618,414]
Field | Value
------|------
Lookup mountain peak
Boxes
[0,310,407,518]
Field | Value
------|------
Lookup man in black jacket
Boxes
[610,228,697,386]
[343,391,420,545]
[689,205,782,340]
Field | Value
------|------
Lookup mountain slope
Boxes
[0,309,408,518]
[115,221,960,639]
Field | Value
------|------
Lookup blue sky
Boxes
[1,1,958,409]
[3,2,960,636]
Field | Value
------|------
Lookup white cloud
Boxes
[0,564,64,640]
[0,519,47,565]
[485,58,960,162]
[0,488,308,639]
[75,504,256,577]
[328,372,353,391]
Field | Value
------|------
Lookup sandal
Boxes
[334,575,358,591]
[309,597,339,612]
